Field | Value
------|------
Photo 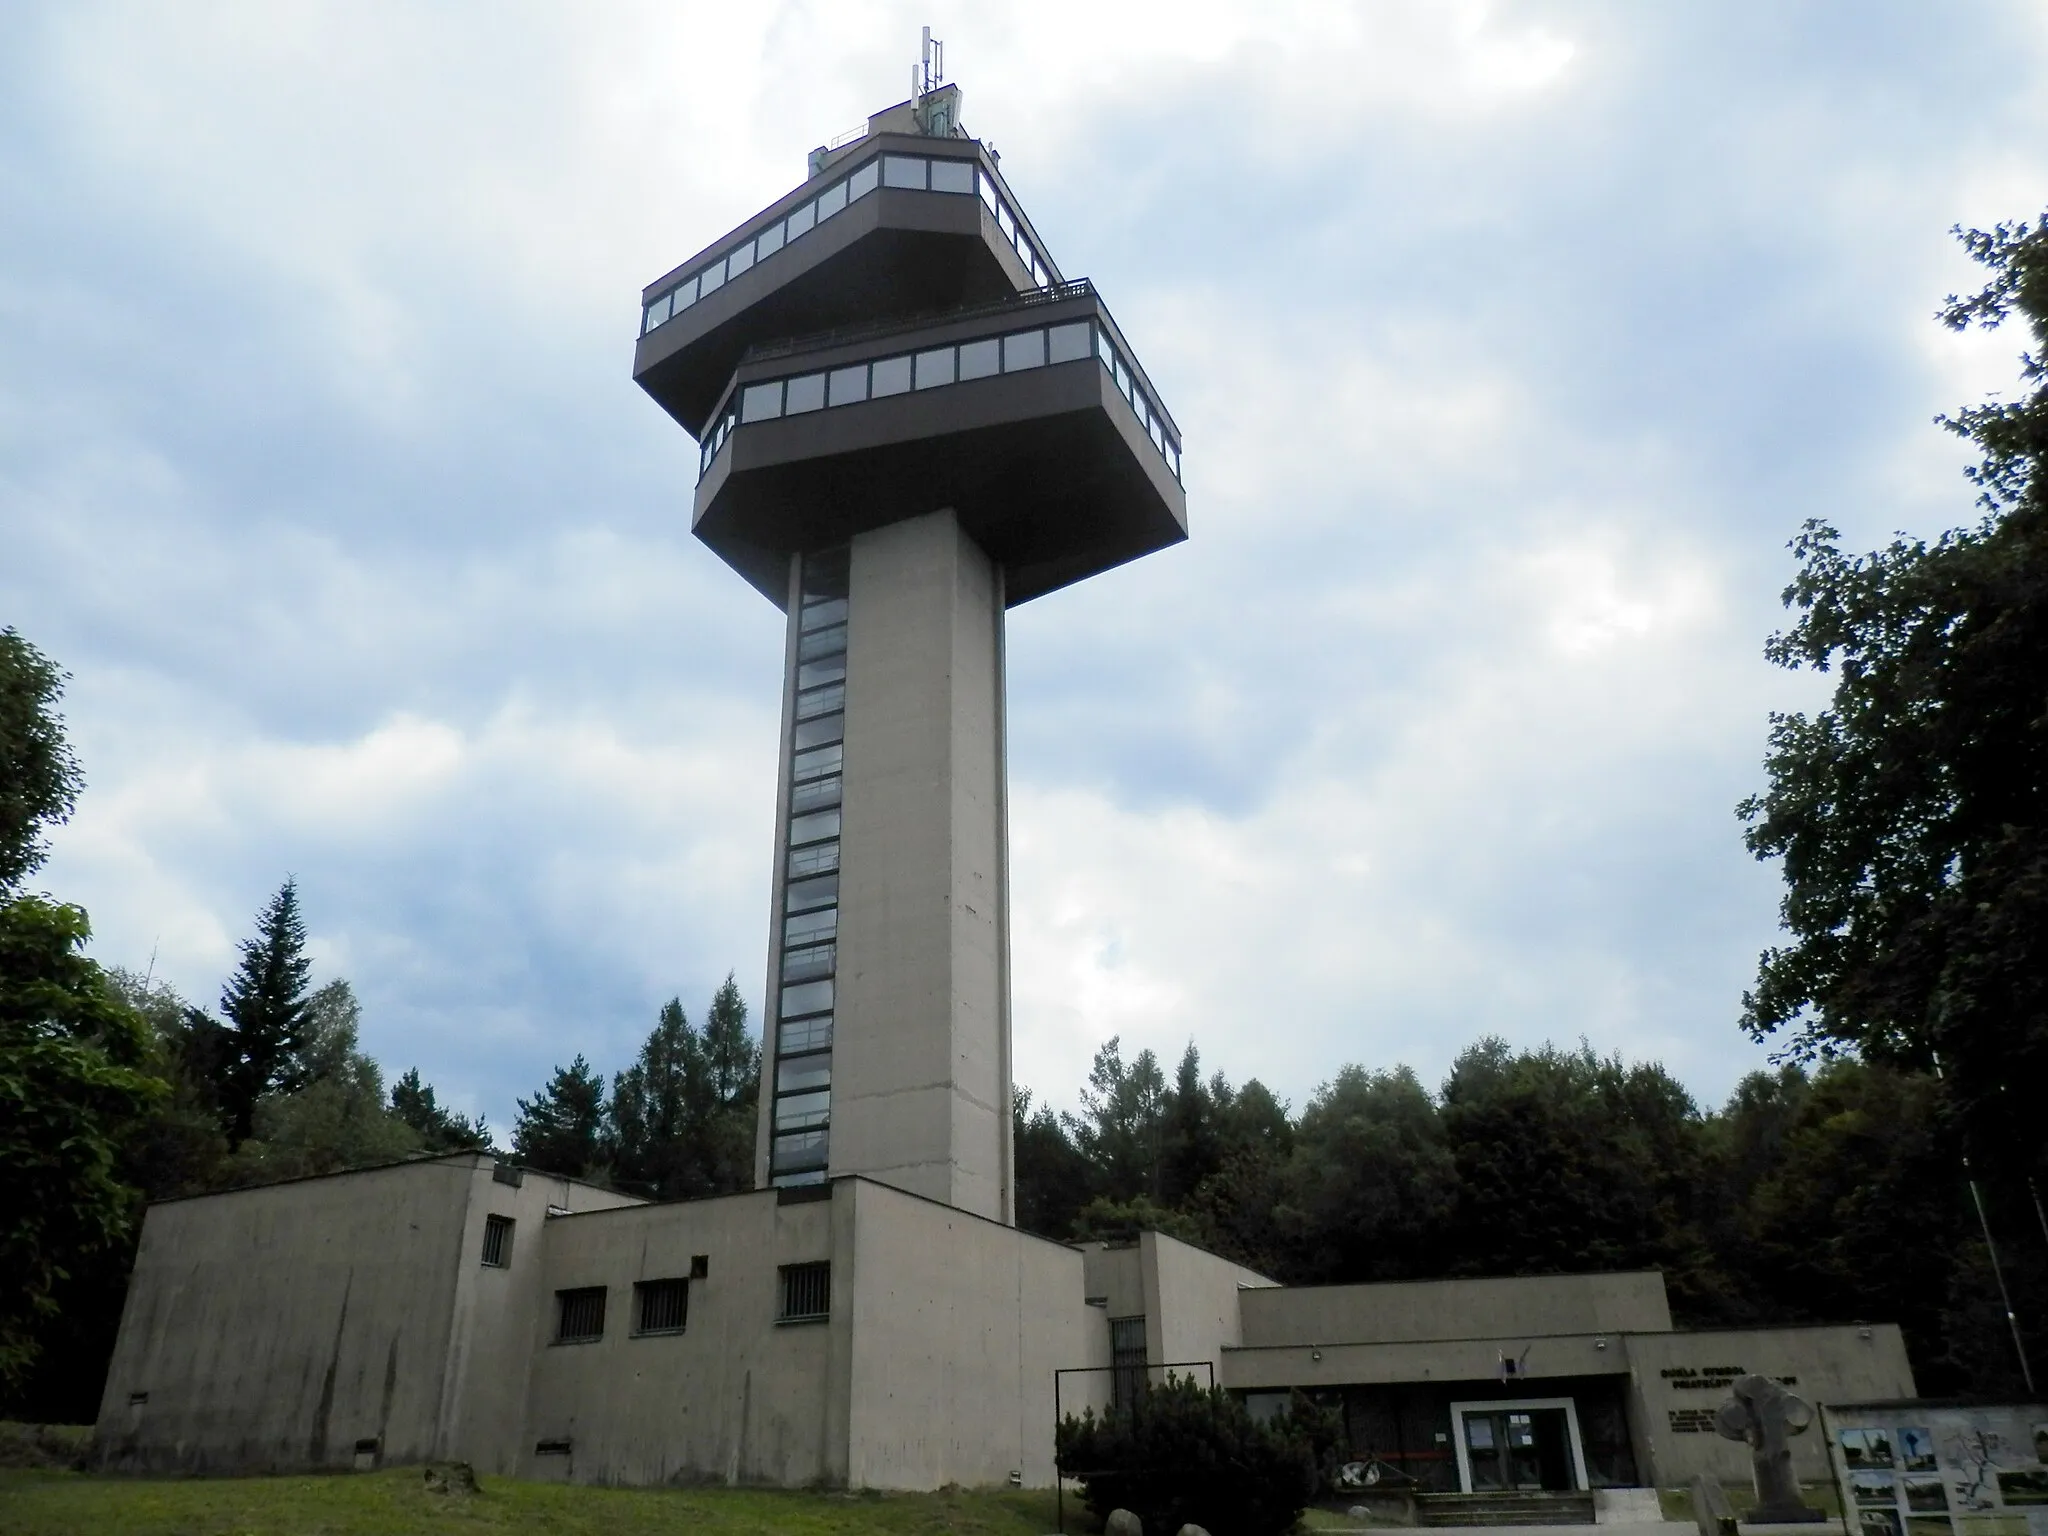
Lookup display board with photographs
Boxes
[1824,1403,2048,1536]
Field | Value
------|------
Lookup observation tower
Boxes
[633,45,1187,1223]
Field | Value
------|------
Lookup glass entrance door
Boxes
[1461,1408,1575,1491]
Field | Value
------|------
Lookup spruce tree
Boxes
[511,1055,610,1179]
[390,1067,492,1152]
[215,879,315,1147]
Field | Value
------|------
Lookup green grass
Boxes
[0,1466,1071,1536]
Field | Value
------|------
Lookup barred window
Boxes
[555,1287,606,1343]
[481,1214,514,1267]
[779,1261,831,1322]
[634,1278,688,1335]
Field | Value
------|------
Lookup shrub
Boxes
[1055,1376,1322,1536]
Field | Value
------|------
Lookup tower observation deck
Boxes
[634,69,1186,1224]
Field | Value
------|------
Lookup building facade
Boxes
[96,1153,1913,1497]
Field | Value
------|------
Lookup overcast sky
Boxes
[4,2,2045,1136]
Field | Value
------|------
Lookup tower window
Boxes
[481,1214,514,1267]
[779,1262,831,1322]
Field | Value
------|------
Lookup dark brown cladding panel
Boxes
[692,356,1186,609]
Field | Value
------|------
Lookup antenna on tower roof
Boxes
[911,26,959,138]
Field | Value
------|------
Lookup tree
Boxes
[1282,1064,1458,1284]
[611,999,695,1198]
[0,628,85,893]
[211,879,316,1146]
[1014,1088,1094,1237]
[222,979,421,1184]
[1437,1039,1721,1312]
[512,1054,610,1180]
[610,979,759,1200]
[390,1068,492,1152]
[1066,1036,1170,1204]
[1739,211,2048,1173]
[0,896,163,1398]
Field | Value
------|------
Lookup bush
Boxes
[1055,1376,1323,1536]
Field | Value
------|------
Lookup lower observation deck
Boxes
[691,282,1187,607]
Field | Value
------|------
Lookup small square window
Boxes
[930,159,975,195]
[800,595,848,631]
[756,221,785,259]
[633,1278,688,1335]
[778,1261,831,1321]
[883,155,926,190]
[775,1089,831,1130]
[482,1214,514,1267]
[785,373,826,414]
[781,942,835,986]
[673,274,699,313]
[784,906,837,947]
[1003,330,1046,372]
[1048,322,1091,365]
[780,978,834,1018]
[643,293,672,335]
[795,681,844,720]
[777,1053,833,1094]
[827,365,868,407]
[778,1014,833,1055]
[690,1254,709,1279]
[870,355,913,397]
[699,260,725,297]
[792,712,844,752]
[783,874,838,916]
[914,348,955,390]
[789,807,841,845]
[741,382,783,423]
[849,160,880,200]
[789,775,841,815]
[791,743,843,782]
[555,1287,606,1344]
[817,180,847,220]
[958,338,1000,381]
[798,624,847,662]
[786,200,816,239]
[727,240,755,278]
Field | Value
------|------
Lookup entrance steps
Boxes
[1417,1491,1596,1527]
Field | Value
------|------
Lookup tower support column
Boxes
[756,509,1013,1223]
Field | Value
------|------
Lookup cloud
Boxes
[3,0,2045,1137]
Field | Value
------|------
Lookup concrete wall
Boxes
[437,1164,640,1473]
[1221,1332,1628,1391]
[842,1180,1100,1489]
[94,1157,473,1474]
[92,1155,638,1477]
[831,510,1012,1222]
[519,1186,840,1487]
[1237,1271,1674,1349]
[1623,1325,1915,1488]
[1142,1230,1275,1380]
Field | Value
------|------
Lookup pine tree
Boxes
[511,1055,610,1179]
[610,1000,695,1197]
[214,879,315,1147]
[390,1068,492,1152]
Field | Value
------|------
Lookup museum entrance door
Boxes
[1459,1407,1576,1492]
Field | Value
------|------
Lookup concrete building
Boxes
[96,1151,1913,1500]
[92,56,1916,1508]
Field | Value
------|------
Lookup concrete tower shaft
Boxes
[633,86,1185,1224]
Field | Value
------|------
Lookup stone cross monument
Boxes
[1713,1373,1825,1524]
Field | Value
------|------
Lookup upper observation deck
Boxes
[633,128,1062,438]
[691,281,1185,607]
